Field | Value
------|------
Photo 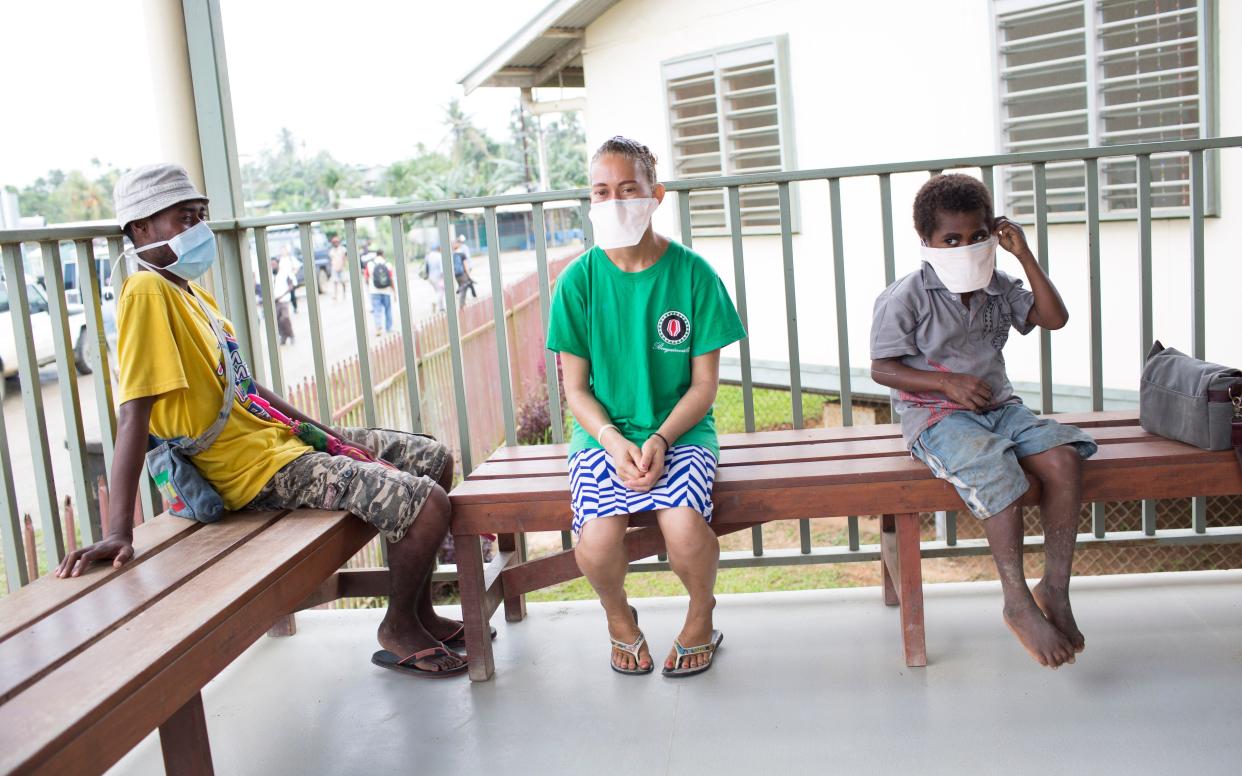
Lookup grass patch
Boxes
[713,384,830,434]
[526,564,848,603]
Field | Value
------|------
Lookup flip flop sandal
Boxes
[442,622,498,650]
[610,605,653,676]
[371,645,468,679]
[662,631,724,678]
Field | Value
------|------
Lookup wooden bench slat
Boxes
[0,509,372,776]
[0,512,285,705]
[449,440,1240,533]
[453,437,1194,502]
[481,410,1141,462]
[452,452,1242,534]
[466,425,1157,480]
[0,515,200,644]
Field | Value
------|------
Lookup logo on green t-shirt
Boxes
[657,310,691,346]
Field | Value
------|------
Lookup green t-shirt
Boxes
[546,241,746,460]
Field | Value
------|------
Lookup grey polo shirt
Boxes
[870,263,1037,447]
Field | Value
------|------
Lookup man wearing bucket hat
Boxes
[56,163,473,678]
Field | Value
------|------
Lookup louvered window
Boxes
[663,37,797,236]
[994,0,1214,218]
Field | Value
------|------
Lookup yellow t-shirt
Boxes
[117,271,310,509]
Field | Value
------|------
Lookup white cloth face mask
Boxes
[589,197,659,250]
[919,236,998,293]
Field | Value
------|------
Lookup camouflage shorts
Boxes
[244,427,451,543]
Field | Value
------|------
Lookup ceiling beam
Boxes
[543,27,585,39]
[534,38,586,86]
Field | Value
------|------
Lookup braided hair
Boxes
[591,136,659,187]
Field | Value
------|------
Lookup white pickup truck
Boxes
[0,280,92,400]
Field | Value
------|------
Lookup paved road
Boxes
[2,244,581,530]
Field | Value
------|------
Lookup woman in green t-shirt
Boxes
[546,137,746,677]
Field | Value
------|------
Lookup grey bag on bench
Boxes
[1139,341,1242,451]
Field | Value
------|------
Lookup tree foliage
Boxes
[12,100,588,224]
[6,160,120,224]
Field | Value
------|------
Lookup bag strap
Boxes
[179,294,237,456]
[1231,382,1242,470]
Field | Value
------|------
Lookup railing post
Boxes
[1189,149,1207,533]
[1136,155,1157,534]
[343,219,377,427]
[436,212,474,475]
[1,242,64,567]
[388,214,425,433]
[1085,159,1106,540]
[41,240,97,544]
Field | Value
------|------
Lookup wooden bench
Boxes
[448,410,1242,681]
[0,508,375,775]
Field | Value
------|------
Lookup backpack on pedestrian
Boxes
[372,261,393,289]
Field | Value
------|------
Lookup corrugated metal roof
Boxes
[460,0,619,93]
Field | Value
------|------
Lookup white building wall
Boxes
[580,0,1241,401]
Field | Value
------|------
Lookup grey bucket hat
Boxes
[113,163,208,230]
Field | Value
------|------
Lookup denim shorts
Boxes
[911,404,1098,519]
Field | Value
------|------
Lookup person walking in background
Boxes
[270,255,296,345]
[452,234,477,308]
[421,241,446,312]
[328,235,348,301]
[369,248,396,336]
[277,243,299,314]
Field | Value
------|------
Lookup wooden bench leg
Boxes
[455,533,496,681]
[497,532,527,622]
[880,515,899,607]
[160,691,214,776]
[881,513,927,668]
[267,613,297,637]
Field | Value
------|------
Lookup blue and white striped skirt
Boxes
[568,444,718,535]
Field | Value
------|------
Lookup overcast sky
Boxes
[0,0,557,187]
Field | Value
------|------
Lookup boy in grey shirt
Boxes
[870,174,1097,670]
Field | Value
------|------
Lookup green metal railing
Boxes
[1,136,1240,592]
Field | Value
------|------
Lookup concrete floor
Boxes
[109,570,1242,776]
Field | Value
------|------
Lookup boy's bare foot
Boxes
[377,614,464,673]
[1003,602,1076,668]
[1032,580,1085,653]
[665,597,716,671]
[607,608,652,671]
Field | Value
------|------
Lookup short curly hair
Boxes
[913,173,993,241]
[591,136,659,187]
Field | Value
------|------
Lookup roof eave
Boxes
[459,0,587,94]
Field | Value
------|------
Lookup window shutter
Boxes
[664,39,794,235]
[997,1,1090,217]
[995,0,1209,217]
[667,59,727,231]
[1097,0,1201,211]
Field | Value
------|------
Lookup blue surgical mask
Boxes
[128,221,218,280]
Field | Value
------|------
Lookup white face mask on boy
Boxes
[919,236,997,293]
[589,198,659,250]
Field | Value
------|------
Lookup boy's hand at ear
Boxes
[994,216,1034,260]
[994,215,1070,329]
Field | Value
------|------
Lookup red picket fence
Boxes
[286,254,574,466]
[284,256,575,584]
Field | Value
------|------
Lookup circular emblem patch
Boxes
[657,310,691,346]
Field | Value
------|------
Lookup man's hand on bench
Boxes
[55,535,135,578]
